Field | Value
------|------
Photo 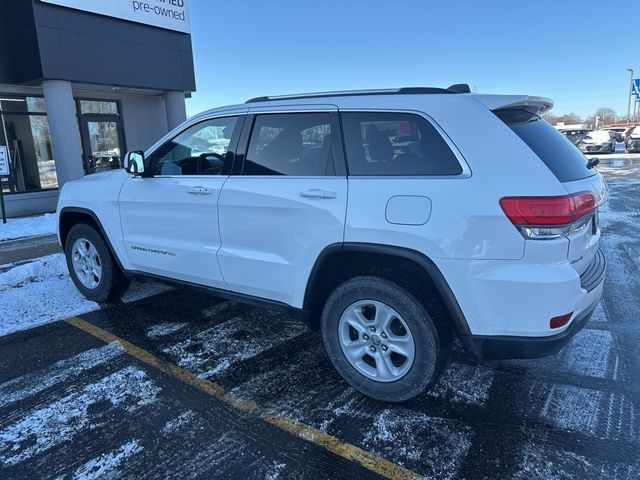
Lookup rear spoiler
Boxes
[471,95,554,115]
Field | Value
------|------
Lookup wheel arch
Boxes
[58,207,126,273]
[303,242,471,337]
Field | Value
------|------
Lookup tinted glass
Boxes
[0,96,46,113]
[495,109,595,182]
[341,112,462,176]
[84,121,122,174]
[150,116,237,176]
[244,113,334,176]
[0,114,57,193]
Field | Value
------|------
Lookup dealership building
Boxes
[0,0,195,216]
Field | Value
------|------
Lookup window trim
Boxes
[237,110,347,177]
[338,108,471,179]
[144,113,245,178]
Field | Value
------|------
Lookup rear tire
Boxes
[321,276,450,402]
[65,224,130,302]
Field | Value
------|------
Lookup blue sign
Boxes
[634,79,640,100]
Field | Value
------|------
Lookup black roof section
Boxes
[245,84,471,104]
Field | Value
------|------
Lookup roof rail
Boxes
[245,84,471,104]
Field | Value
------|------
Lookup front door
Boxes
[119,114,243,289]
[217,108,347,307]
[80,115,126,174]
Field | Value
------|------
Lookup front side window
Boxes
[150,116,238,176]
[341,112,462,176]
[244,113,334,176]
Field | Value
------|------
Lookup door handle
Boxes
[187,186,213,195]
[300,189,337,199]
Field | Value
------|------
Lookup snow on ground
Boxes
[0,253,171,338]
[0,343,124,409]
[0,213,56,242]
[147,322,188,339]
[161,312,308,379]
[72,439,143,480]
[0,366,160,466]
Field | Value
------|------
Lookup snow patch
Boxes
[72,439,143,480]
[147,322,188,339]
[162,313,307,378]
[264,461,286,480]
[161,411,197,434]
[589,301,609,324]
[0,253,171,337]
[0,253,67,291]
[362,409,472,479]
[430,363,494,405]
[0,366,160,466]
[537,384,603,435]
[0,213,56,242]
[0,342,124,408]
[514,435,640,479]
[558,329,617,379]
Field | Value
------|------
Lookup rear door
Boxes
[217,106,347,307]
[119,113,244,288]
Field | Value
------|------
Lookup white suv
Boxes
[57,85,607,402]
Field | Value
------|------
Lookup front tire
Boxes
[65,224,130,302]
[321,276,449,402]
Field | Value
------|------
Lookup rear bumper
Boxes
[445,248,606,360]
[460,295,599,359]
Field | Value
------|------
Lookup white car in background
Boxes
[578,130,615,154]
[626,126,640,153]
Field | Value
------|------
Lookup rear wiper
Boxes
[587,157,600,169]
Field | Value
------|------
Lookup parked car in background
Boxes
[627,126,640,153]
[559,128,592,146]
[603,127,625,143]
[578,130,616,154]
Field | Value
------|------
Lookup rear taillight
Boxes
[500,192,597,240]
[550,312,573,329]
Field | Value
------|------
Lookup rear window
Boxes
[494,109,595,182]
[244,113,335,176]
[341,112,462,176]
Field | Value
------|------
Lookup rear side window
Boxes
[341,112,462,176]
[244,113,335,176]
[494,109,595,182]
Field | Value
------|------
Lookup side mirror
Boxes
[124,151,145,175]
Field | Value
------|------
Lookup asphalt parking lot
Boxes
[1,157,639,479]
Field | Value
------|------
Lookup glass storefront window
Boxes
[84,121,122,174]
[0,96,57,194]
[0,96,46,113]
[79,100,119,115]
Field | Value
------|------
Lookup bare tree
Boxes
[594,107,616,125]
[557,113,582,125]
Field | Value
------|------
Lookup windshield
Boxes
[494,109,595,182]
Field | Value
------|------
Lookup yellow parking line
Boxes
[65,316,420,480]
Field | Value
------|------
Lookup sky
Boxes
[185,0,639,120]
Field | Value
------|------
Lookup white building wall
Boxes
[119,94,169,151]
